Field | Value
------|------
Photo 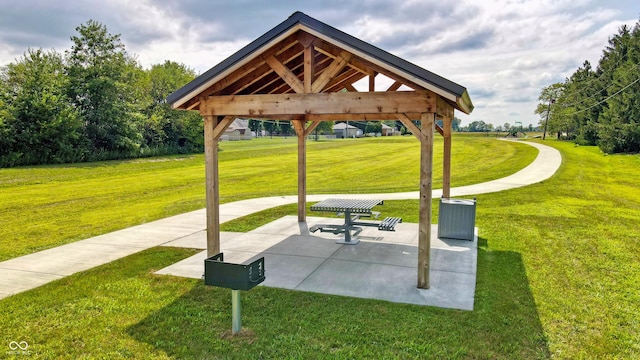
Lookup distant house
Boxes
[334,122,363,138]
[381,123,397,136]
[222,118,252,140]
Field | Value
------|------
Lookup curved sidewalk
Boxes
[0,140,562,300]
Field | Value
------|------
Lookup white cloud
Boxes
[0,0,637,127]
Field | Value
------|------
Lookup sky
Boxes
[0,0,638,128]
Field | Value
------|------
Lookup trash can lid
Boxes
[441,198,475,205]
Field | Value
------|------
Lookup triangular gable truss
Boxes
[167,12,473,289]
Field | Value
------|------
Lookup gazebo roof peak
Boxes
[167,11,473,115]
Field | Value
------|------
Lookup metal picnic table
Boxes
[309,198,401,244]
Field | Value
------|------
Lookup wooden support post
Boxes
[369,71,377,91]
[293,120,306,222]
[418,112,434,289]
[442,116,452,198]
[204,115,221,257]
[303,45,315,93]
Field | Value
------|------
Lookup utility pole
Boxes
[542,98,555,140]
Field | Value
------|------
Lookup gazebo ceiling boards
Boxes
[167,11,474,289]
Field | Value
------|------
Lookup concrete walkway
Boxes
[0,140,562,301]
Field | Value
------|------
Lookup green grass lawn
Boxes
[1,138,638,358]
[0,135,536,261]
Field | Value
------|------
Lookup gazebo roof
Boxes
[167,11,473,115]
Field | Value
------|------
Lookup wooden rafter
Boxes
[323,68,364,93]
[344,83,358,92]
[266,55,304,93]
[387,81,403,91]
[247,51,332,95]
[313,39,421,91]
[188,33,301,103]
[228,45,305,95]
[311,50,353,92]
[313,39,370,76]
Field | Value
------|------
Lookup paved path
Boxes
[0,140,562,300]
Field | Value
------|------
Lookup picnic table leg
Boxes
[344,209,352,243]
[335,209,360,244]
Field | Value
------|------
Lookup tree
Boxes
[310,120,333,140]
[66,20,140,155]
[596,23,640,153]
[365,121,382,135]
[2,49,82,165]
[535,19,640,153]
[535,83,565,139]
[452,117,461,131]
[248,119,263,136]
[143,61,203,151]
[467,120,489,132]
[0,66,12,161]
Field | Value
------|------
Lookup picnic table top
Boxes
[310,198,383,214]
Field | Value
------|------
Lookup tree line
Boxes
[536,19,640,154]
[0,20,204,168]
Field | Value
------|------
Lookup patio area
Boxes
[157,215,478,310]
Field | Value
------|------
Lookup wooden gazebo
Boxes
[167,12,474,289]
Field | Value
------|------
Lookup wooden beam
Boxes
[266,55,304,94]
[255,52,333,95]
[201,91,435,116]
[309,113,421,122]
[437,96,455,120]
[225,45,305,95]
[313,39,422,90]
[291,118,304,137]
[344,83,358,92]
[387,81,403,92]
[323,69,363,93]
[311,50,352,92]
[442,115,452,198]
[418,112,434,289]
[292,120,307,222]
[297,31,315,48]
[312,41,370,76]
[435,123,444,137]
[211,115,236,140]
[303,45,315,93]
[304,120,322,136]
[397,113,421,141]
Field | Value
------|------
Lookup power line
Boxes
[566,75,640,116]
[560,61,640,108]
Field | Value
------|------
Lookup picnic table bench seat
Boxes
[378,217,402,231]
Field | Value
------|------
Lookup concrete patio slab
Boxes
[156,216,478,310]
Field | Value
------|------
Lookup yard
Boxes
[1,135,638,358]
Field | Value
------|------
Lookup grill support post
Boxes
[232,290,241,334]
